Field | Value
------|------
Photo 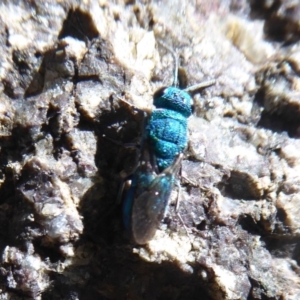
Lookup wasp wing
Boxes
[131,154,182,244]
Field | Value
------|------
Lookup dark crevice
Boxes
[293,242,300,265]
[220,170,262,200]
[249,0,281,20]
[196,220,207,231]
[9,125,37,157]
[238,215,269,237]
[43,248,212,299]
[257,109,300,138]
[177,67,188,89]
[24,52,45,98]
[76,75,101,83]
[58,8,99,42]
[253,88,300,138]
[4,25,9,47]
[12,50,31,75]
[32,238,64,263]
[250,0,300,44]
[276,207,287,223]
[132,4,155,31]
[95,103,144,178]
[263,236,300,261]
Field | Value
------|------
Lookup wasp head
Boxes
[153,87,192,118]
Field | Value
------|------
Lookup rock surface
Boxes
[0,0,299,299]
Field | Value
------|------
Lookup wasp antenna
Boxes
[157,40,179,87]
[184,79,216,94]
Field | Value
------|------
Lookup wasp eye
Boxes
[153,87,168,100]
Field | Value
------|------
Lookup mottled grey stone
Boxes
[0,0,299,300]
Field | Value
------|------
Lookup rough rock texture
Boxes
[0,0,299,299]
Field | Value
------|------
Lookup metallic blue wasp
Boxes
[122,43,215,244]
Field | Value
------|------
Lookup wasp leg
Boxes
[115,95,148,117]
[174,180,192,242]
[116,177,132,205]
[102,134,138,148]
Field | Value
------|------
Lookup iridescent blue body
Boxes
[122,86,191,244]
[148,87,192,171]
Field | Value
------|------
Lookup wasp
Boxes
[122,43,215,244]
